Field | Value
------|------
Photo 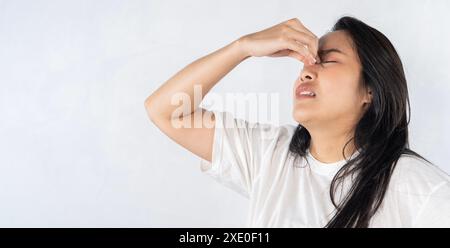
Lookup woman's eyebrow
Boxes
[318,48,346,57]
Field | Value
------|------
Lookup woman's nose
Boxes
[302,74,313,81]
[300,69,316,82]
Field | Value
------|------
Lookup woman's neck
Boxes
[308,129,357,164]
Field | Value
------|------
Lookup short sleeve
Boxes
[412,182,450,227]
[199,110,284,198]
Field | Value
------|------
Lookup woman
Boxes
[145,16,450,227]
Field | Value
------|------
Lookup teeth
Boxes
[300,91,315,96]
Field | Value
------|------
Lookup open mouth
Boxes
[298,91,316,97]
[295,88,316,99]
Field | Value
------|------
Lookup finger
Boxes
[286,18,318,42]
[268,49,291,57]
[269,49,305,63]
[287,50,308,62]
[285,18,319,55]
[284,39,316,65]
[296,41,316,63]
[284,25,318,57]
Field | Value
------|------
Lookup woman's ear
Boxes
[362,88,373,105]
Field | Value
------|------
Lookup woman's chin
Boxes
[292,110,314,124]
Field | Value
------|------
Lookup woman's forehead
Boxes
[318,31,354,55]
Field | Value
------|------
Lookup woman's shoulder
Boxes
[390,154,449,194]
[215,110,297,142]
[384,154,450,227]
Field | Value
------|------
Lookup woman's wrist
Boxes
[231,36,251,61]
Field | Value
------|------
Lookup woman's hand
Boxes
[238,18,319,65]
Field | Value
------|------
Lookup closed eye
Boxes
[316,60,337,66]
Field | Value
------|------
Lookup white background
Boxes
[0,0,449,227]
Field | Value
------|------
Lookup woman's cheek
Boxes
[322,81,355,110]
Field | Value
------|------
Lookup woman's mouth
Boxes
[295,86,317,99]
[298,91,316,97]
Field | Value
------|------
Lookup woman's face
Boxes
[292,30,372,129]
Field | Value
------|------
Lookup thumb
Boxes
[268,49,291,57]
[287,50,308,63]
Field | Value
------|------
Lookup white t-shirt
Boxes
[199,110,450,227]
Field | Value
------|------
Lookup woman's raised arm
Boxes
[144,18,318,162]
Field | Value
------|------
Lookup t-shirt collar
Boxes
[306,148,361,177]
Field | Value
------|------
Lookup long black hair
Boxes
[289,16,433,228]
